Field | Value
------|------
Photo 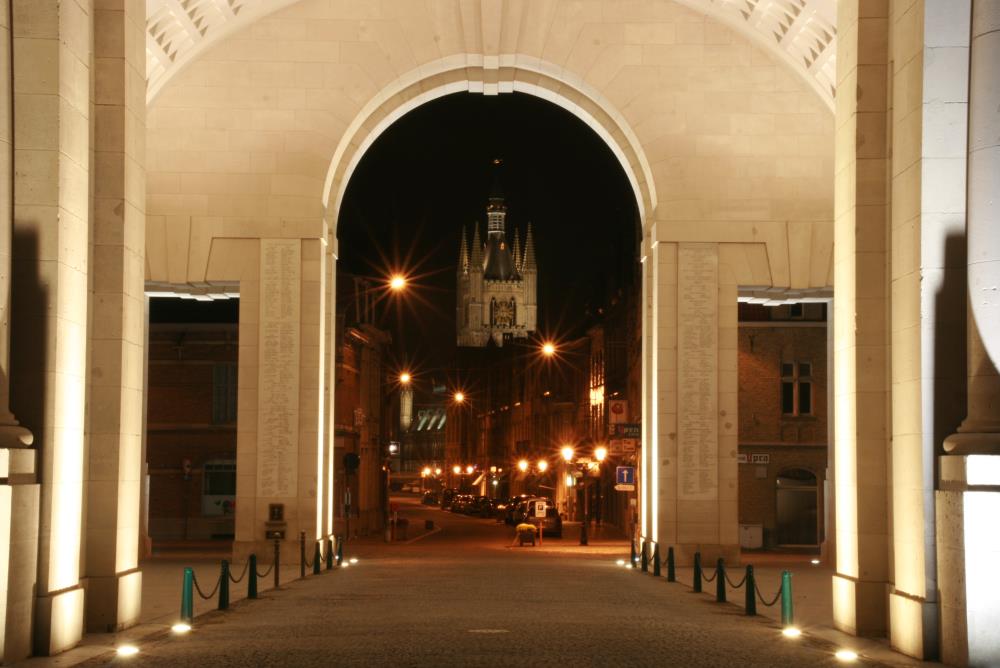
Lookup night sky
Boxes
[338,92,639,376]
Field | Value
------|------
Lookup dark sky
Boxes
[337,92,639,375]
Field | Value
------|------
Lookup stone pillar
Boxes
[83,0,145,633]
[10,0,92,655]
[324,241,337,539]
[642,237,738,564]
[937,3,1000,665]
[885,0,971,658]
[233,238,323,564]
[831,0,890,638]
[0,0,38,661]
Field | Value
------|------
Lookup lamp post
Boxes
[563,445,607,546]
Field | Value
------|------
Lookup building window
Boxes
[781,361,812,416]
[212,363,238,424]
[202,460,236,516]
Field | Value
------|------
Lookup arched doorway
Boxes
[775,468,819,546]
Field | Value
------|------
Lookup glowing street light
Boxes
[434,468,442,476]
[561,445,574,462]
[465,465,474,475]
[517,459,529,472]
[399,371,411,385]
[537,459,549,473]
[453,465,461,475]
[388,274,407,291]
[454,391,465,404]
[594,445,607,462]
[421,466,432,477]
[541,342,556,357]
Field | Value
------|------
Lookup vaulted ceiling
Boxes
[145,0,837,107]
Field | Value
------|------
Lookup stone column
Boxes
[831,0,890,638]
[642,237,738,564]
[937,3,1000,665]
[83,0,145,633]
[233,238,323,565]
[10,0,92,655]
[324,241,337,539]
[0,0,38,661]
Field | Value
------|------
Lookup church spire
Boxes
[470,223,483,269]
[523,222,536,272]
[458,226,469,272]
[512,230,521,273]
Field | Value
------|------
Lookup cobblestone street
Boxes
[71,501,900,668]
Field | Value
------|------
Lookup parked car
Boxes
[440,488,458,510]
[501,494,533,525]
[469,495,492,517]
[421,491,439,505]
[528,504,563,538]
[450,494,475,513]
[512,497,553,525]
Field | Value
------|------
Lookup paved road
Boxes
[86,500,878,667]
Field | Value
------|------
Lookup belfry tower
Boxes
[456,163,537,347]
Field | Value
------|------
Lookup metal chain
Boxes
[191,571,221,600]
[725,571,748,589]
[303,552,314,569]
[229,560,250,584]
[754,581,783,607]
[255,561,274,578]
[702,568,718,583]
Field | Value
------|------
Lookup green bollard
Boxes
[248,554,258,599]
[780,570,794,626]
[653,544,661,577]
[641,540,649,572]
[181,567,194,622]
[336,535,343,566]
[299,531,306,579]
[667,546,676,582]
[326,537,334,571]
[715,558,726,603]
[313,541,322,575]
[744,565,756,616]
[219,560,230,610]
[693,552,702,593]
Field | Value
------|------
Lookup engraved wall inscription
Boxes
[257,239,301,498]
[677,244,718,500]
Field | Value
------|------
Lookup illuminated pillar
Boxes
[10,0,92,654]
[83,0,146,633]
[937,3,1000,665]
[831,0,890,638]
[0,1,38,660]
[324,240,337,538]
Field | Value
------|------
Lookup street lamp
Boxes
[517,459,529,473]
[537,459,549,473]
[541,342,556,357]
[564,446,608,546]
[388,274,407,292]
[561,446,574,462]
[399,371,411,385]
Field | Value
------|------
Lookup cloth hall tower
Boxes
[456,168,537,347]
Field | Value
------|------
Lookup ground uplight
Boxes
[781,627,801,638]
[171,623,192,634]
[117,645,139,657]
[349,558,358,564]
[835,649,858,662]
[810,558,820,565]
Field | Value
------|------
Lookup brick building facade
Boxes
[737,303,828,551]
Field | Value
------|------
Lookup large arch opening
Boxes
[332,91,641,548]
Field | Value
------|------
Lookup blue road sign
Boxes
[616,466,635,485]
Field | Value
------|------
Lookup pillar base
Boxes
[33,586,84,657]
[937,453,1000,667]
[832,573,887,636]
[888,590,938,660]
[670,543,740,567]
[85,569,142,633]
[1,449,38,663]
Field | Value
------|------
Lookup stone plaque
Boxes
[257,239,301,498]
[677,244,718,500]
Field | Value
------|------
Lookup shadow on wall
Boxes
[934,233,968,458]
[10,226,47,457]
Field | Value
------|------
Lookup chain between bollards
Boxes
[693,552,702,593]
[652,543,661,577]
[219,560,230,611]
[180,567,194,622]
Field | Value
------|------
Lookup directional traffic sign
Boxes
[616,466,635,485]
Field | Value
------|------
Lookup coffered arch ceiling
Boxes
[145,0,837,108]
